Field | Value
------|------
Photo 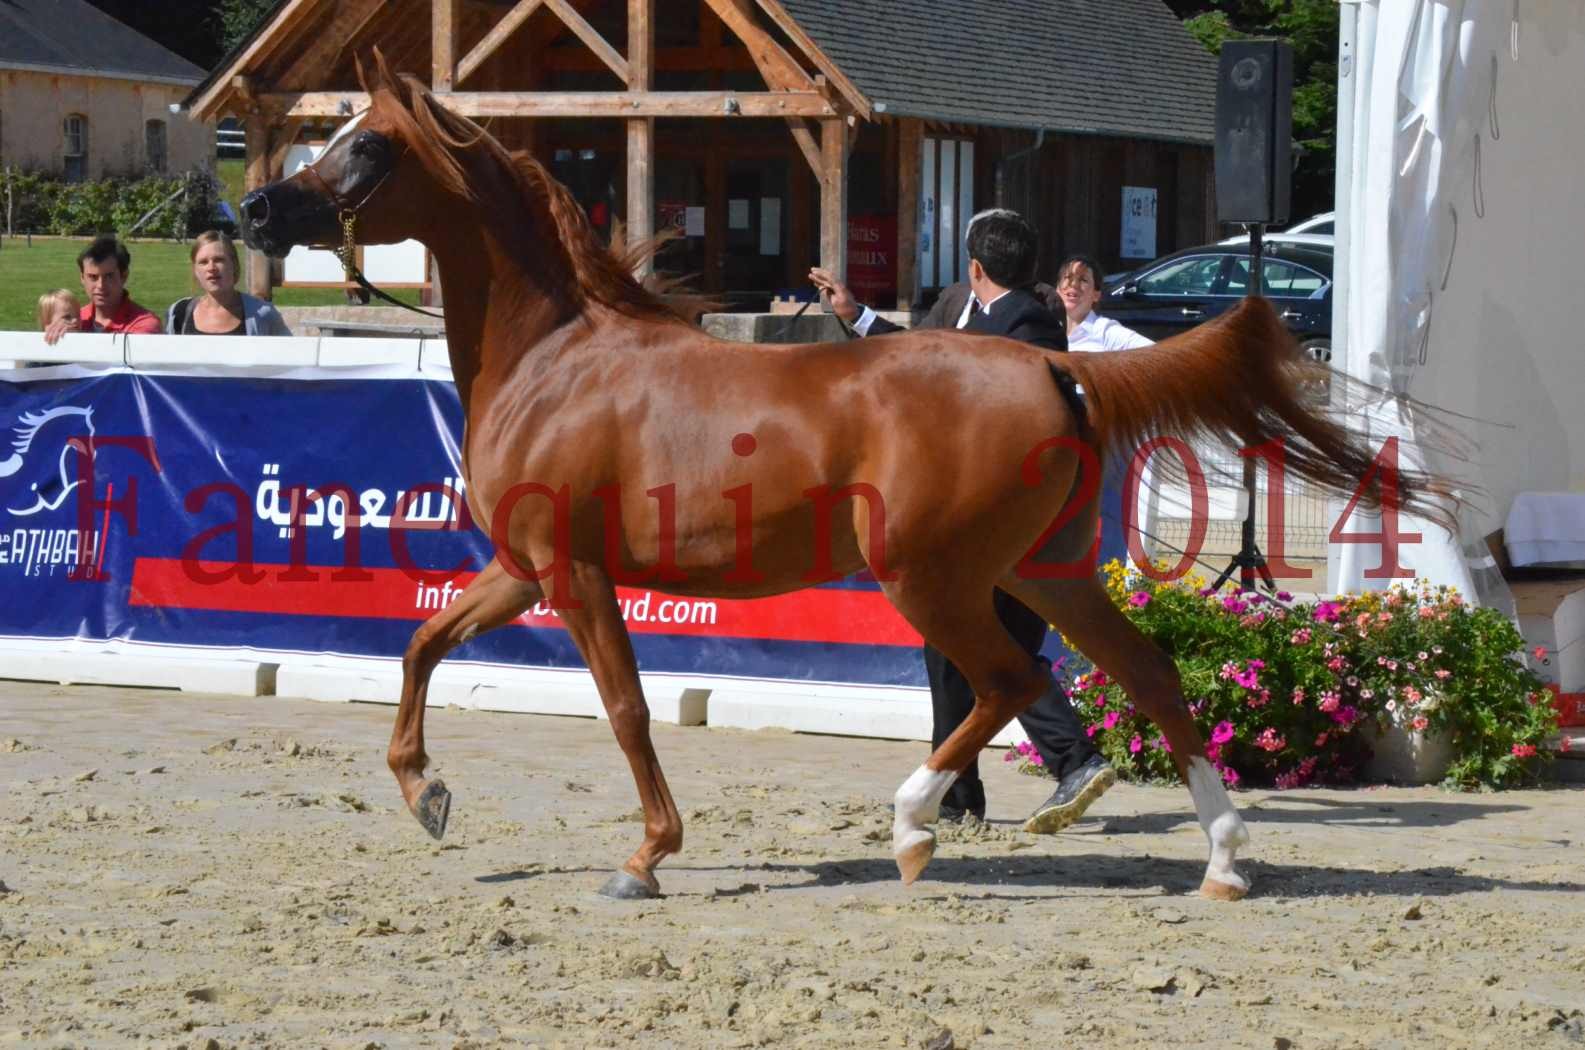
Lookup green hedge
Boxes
[1,168,222,240]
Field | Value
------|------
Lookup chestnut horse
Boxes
[241,61,1445,901]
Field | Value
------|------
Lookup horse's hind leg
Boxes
[388,558,543,839]
[550,562,681,900]
[878,575,1053,885]
[1001,573,1252,900]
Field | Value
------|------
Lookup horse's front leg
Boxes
[553,561,682,900]
[389,558,542,838]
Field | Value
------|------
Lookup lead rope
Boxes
[334,207,445,320]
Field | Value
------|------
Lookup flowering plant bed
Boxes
[1007,563,1559,790]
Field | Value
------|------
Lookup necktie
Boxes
[968,297,982,323]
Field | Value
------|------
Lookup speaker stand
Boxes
[1212,223,1277,595]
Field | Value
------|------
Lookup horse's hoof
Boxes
[894,829,936,886]
[1200,876,1250,901]
[412,779,451,841]
[599,869,660,900]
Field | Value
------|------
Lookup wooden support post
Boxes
[895,117,921,310]
[433,0,459,90]
[626,0,654,276]
[819,117,848,276]
[243,112,274,299]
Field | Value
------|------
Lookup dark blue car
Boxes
[1099,241,1333,363]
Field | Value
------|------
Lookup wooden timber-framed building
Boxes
[183,0,1220,312]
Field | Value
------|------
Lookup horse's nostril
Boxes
[240,191,270,225]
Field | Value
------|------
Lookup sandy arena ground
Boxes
[2,680,1583,1049]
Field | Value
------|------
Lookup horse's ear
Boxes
[367,46,403,100]
[353,51,370,94]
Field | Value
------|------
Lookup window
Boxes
[145,119,167,173]
[1224,258,1328,297]
[918,136,975,288]
[1136,255,1224,296]
[63,114,87,182]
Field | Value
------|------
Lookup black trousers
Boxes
[925,588,1098,812]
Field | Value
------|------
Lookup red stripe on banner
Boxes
[127,558,923,647]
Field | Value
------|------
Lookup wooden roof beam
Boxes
[189,0,326,121]
[752,0,869,118]
[458,0,545,84]
[281,0,387,91]
[543,0,628,82]
[700,0,812,92]
[266,90,840,118]
[433,0,460,90]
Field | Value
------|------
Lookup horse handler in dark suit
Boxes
[809,209,1116,833]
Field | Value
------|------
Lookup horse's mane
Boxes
[387,70,698,326]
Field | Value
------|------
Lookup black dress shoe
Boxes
[938,779,986,823]
[1023,754,1116,834]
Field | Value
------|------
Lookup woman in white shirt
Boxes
[1055,254,1152,568]
[1056,253,1152,352]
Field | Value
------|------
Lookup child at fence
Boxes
[36,289,81,333]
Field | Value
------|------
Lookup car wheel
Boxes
[1299,338,1332,365]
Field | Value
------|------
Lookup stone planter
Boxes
[1364,703,1454,785]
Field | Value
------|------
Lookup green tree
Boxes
[215,0,277,54]
[1168,0,1339,223]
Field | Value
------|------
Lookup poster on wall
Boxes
[846,214,897,305]
[1121,186,1159,260]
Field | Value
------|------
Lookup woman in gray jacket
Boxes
[166,230,292,336]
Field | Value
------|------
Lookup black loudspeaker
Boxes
[1214,39,1293,225]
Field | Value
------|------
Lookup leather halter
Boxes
[299,143,445,321]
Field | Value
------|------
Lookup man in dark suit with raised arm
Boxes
[808,209,1115,834]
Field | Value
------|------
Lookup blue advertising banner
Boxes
[0,370,943,686]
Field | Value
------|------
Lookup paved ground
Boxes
[2,681,1583,1049]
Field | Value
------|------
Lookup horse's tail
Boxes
[1059,297,1456,526]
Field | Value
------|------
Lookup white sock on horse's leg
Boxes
[1186,756,1251,898]
[893,765,958,838]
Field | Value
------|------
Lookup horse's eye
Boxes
[351,133,384,159]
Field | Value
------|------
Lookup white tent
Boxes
[1330,1,1585,606]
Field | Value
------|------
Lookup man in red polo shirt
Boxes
[42,235,163,344]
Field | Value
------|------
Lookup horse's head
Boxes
[240,53,445,259]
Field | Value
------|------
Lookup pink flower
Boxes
[1004,749,1018,762]
[1314,732,1329,747]
[1240,613,1267,628]
[1385,699,1397,712]
[1417,651,1429,661]
[1085,724,1099,737]
[1129,734,1143,754]
[1318,691,1340,713]
[1327,657,1345,672]
[1401,686,1422,703]
[1222,597,1249,615]
[1290,628,1312,645]
[1360,689,1374,699]
[1030,752,1045,766]
[1276,591,1294,602]
[1219,764,1241,787]
[1377,656,1387,666]
[1255,728,1286,752]
[1511,743,1537,759]
[1387,660,1398,671]
[1206,741,1223,762]
[1534,646,1549,661]
[1291,687,1307,705]
[1418,605,1436,619]
[1156,735,1172,753]
[1103,710,1121,730]
[1331,705,1361,727]
[1376,612,1393,624]
[1211,720,1236,745]
[1248,659,1266,671]
[1411,717,1429,731]
[1129,591,1152,608]
[1434,669,1451,680]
